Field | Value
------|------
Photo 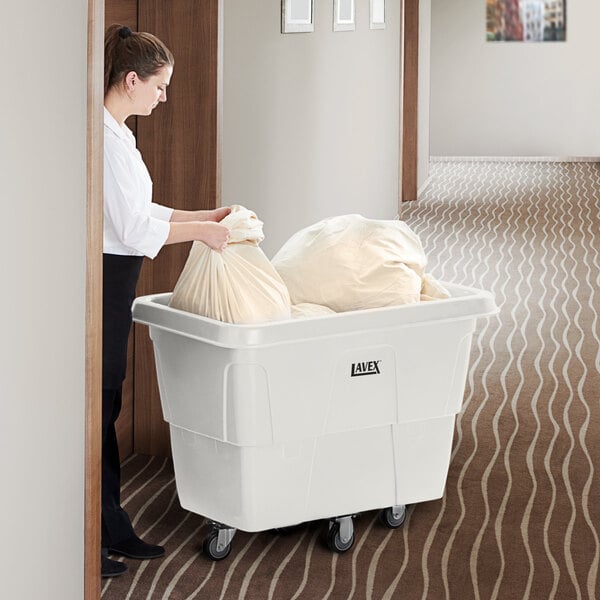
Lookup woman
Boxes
[102,24,230,578]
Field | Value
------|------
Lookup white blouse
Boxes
[103,107,172,258]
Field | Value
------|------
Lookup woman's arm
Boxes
[165,206,233,250]
[170,206,231,223]
[164,220,230,251]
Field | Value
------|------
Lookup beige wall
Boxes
[0,2,87,598]
[430,0,600,157]
[222,0,401,257]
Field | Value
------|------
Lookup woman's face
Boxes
[132,65,173,116]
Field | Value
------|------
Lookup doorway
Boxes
[85,1,420,596]
[86,1,223,596]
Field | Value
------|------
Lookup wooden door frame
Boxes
[84,1,419,596]
[86,0,104,597]
[399,0,419,204]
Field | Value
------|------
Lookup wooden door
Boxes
[400,0,419,203]
[134,0,222,455]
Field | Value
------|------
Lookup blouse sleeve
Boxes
[151,202,174,221]
[104,145,171,259]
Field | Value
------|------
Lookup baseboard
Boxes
[430,156,600,163]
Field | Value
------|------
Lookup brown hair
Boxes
[104,24,174,96]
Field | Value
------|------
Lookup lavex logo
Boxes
[350,360,382,377]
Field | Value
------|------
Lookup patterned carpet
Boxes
[102,161,600,600]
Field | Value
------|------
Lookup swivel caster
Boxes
[202,524,236,561]
[326,516,355,553]
[378,505,406,529]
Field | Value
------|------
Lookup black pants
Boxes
[102,254,143,548]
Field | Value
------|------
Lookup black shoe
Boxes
[101,555,128,578]
[109,534,165,560]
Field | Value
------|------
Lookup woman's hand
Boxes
[206,206,232,222]
[196,222,230,252]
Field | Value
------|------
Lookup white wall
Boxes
[222,0,400,257]
[0,2,87,599]
[430,0,600,157]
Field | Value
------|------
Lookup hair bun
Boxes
[118,26,132,39]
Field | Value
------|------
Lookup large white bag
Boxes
[272,214,448,312]
[169,206,291,324]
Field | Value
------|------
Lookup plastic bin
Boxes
[132,281,497,558]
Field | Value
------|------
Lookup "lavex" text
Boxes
[350,360,382,377]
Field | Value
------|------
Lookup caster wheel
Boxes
[203,530,232,561]
[326,522,355,553]
[379,505,406,529]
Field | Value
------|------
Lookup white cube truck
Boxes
[132,282,497,560]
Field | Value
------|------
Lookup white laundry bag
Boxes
[272,214,449,312]
[169,206,291,324]
[291,303,336,319]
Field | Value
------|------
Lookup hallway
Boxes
[103,161,600,600]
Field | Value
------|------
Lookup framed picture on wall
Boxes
[486,0,566,42]
[370,0,385,29]
[333,0,355,32]
[282,0,315,33]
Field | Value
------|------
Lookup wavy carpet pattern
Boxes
[102,161,600,600]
